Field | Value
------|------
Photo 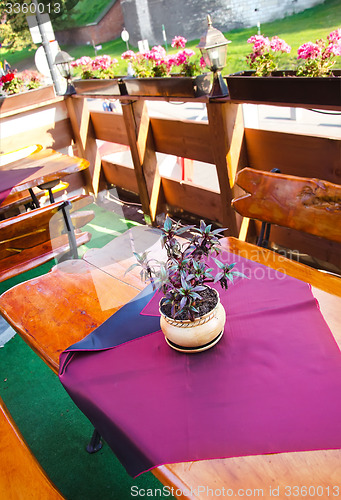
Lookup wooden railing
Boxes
[1,92,340,269]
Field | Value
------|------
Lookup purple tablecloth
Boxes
[59,253,341,477]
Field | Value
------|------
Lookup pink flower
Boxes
[171,36,187,49]
[297,42,321,60]
[146,46,166,61]
[200,56,206,69]
[327,28,341,44]
[91,55,117,71]
[121,50,136,60]
[328,40,341,57]
[247,35,271,54]
[270,36,291,53]
[71,56,92,68]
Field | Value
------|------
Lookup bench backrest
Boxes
[232,168,341,244]
[0,194,94,282]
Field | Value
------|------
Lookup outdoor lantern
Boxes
[54,50,75,95]
[197,15,231,97]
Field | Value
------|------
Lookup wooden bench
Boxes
[232,167,341,250]
[0,396,65,499]
[0,194,95,283]
[0,181,70,218]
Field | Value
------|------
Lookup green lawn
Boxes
[2,0,341,74]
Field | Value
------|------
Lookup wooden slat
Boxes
[245,128,341,184]
[121,100,165,222]
[233,168,341,244]
[161,177,221,222]
[151,117,214,164]
[206,101,244,236]
[101,159,138,193]
[65,97,103,195]
[90,111,129,145]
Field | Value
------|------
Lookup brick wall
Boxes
[55,0,124,46]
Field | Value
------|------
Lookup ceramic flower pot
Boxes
[123,73,212,98]
[0,85,56,114]
[225,70,341,107]
[159,287,226,353]
[72,78,128,96]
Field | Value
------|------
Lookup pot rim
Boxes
[159,286,220,326]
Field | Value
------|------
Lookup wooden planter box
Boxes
[0,85,56,113]
[72,78,127,96]
[225,70,341,107]
[123,73,212,98]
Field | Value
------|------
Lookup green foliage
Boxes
[0,0,34,50]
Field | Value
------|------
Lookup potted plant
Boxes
[0,70,55,113]
[121,36,211,98]
[70,55,127,96]
[226,28,341,107]
[127,216,246,352]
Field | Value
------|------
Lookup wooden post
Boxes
[206,100,246,236]
[65,96,104,196]
[121,99,165,224]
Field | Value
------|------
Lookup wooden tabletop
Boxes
[0,148,89,195]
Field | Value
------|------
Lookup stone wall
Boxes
[55,0,324,48]
[120,0,324,47]
[55,0,124,46]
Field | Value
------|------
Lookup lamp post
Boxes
[30,0,63,95]
[197,15,231,97]
[54,51,76,95]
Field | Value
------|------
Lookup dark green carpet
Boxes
[0,201,170,499]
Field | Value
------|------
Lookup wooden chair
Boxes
[232,167,341,250]
[0,194,95,283]
[0,396,65,499]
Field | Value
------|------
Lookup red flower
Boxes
[1,72,15,84]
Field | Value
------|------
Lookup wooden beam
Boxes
[206,101,245,236]
[121,100,165,223]
[65,97,103,196]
